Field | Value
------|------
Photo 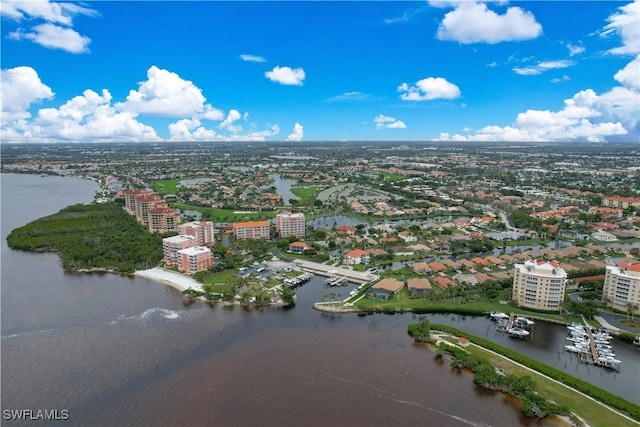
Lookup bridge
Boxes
[292,259,379,284]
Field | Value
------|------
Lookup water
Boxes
[270,173,300,203]
[1,173,635,426]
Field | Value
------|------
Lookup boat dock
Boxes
[293,259,379,284]
[566,324,620,371]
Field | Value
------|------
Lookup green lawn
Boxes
[352,287,577,322]
[170,202,277,222]
[380,172,407,182]
[152,179,180,195]
[290,187,319,204]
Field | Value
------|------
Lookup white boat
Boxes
[515,316,535,327]
[509,328,530,338]
[490,311,509,321]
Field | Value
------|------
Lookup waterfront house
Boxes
[433,277,457,289]
[368,278,405,300]
[343,249,369,265]
[413,262,431,275]
[288,241,308,254]
[407,278,432,297]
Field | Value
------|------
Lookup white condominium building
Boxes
[512,260,567,311]
[603,262,640,314]
[179,221,215,246]
[275,211,306,238]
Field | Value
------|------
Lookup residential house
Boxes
[398,231,417,243]
[343,249,370,265]
[367,278,405,300]
[288,241,309,254]
[407,278,432,297]
[413,262,431,275]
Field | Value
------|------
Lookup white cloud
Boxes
[398,77,461,101]
[169,120,279,142]
[374,114,407,129]
[202,105,224,121]
[219,109,243,133]
[326,91,371,102]
[22,89,160,143]
[437,87,636,143]
[487,61,499,67]
[551,75,571,84]
[1,0,72,25]
[513,60,573,76]
[286,123,304,141]
[118,66,211,117]
[567,42,585,56]
[8,23,91,54]
[602,0,640,55]
[265,66,305,86]
[435,1,542,44]
[240,54,266,63]
[1,66,54,115]
[613,55,640,90]
[1,0,96,54]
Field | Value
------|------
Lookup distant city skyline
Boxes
[1,0,638,143]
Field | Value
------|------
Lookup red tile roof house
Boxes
[288,241,309,254]
[343,249,370,265]
[338,225,356,236]
[433,277,457,289]
[367,278,405,300]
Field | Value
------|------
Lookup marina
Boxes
[490,311,535,340]
[565,324,621,371]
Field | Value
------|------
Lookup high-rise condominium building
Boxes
[179,221,215,246]
[275,211,306,238]
[512,260,567,311]
[177,246,213,274]
[162,235,196,267]
[233,221,270,240]
[603,262,640,314]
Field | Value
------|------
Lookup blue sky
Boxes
[1,1,638,143]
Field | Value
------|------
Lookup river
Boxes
[1,174,637,426]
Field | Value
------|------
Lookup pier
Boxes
[292,259,379,284]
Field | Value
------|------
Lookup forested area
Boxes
[7,202,162,273]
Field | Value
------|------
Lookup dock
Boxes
[293,259,379,284]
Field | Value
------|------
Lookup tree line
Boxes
[7,202,162,273]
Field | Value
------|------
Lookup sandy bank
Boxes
[135,267,204,294]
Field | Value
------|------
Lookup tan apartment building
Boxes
[124,189,151,215]
[177,246,213,274]
[603,262,640,314]
[512,260,567,311]
[135,194,167,225]
[275,211,306,238]
[233,221,270,240]
[179,221,215,246]
[602,196,640,209]
[162,235,196,267]
[149,207,181,233]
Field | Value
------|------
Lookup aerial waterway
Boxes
[2,174,638,427]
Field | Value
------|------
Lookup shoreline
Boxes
[135,267,205,296]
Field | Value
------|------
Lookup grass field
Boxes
[352,287,577,323]
[152,179,180,195]
[290,187,319,204]
[380,172,407,182]
[437,336,638,426]
[170,202,277,222]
